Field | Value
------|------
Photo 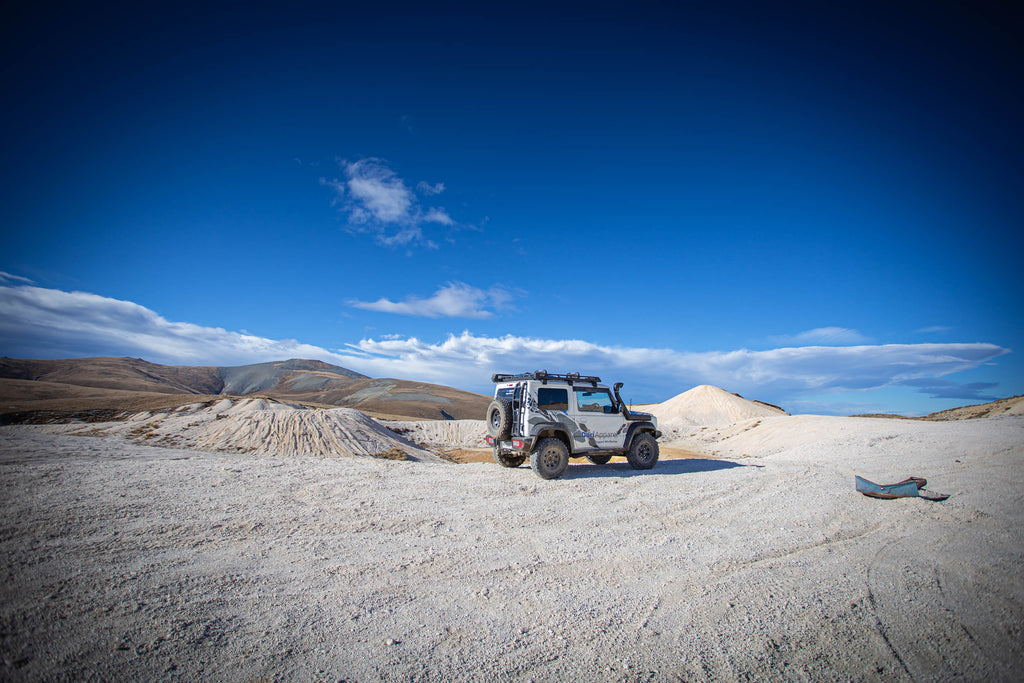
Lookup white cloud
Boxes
[348,282,514,319]
[0,285,1012,410]
[769,327,869,345]
[322,158,459,248]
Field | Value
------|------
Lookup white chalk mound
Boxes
[194,405,437,459]
[648,384,788,427]
[61,397,443,462]
[383,419,488,450]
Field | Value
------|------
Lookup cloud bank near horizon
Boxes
[0,285,335,366]
[0,284,1010,411]
[339,333,1008,403]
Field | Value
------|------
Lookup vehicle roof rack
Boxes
[491,370,602,386]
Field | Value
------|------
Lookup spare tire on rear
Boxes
[485,398,513,439]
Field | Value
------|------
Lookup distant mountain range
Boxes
[0,357,490,421]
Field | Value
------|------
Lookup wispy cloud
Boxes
[915,325,953,335]
[416,181,445,196]
[0,272,34,285]
[348,282,515,319]
[896,378,1001,401]
[343,158,413,223]
[422,207,454,226]
[0,284,1012,410]
[769,327,869,345]
[321,158,460,248]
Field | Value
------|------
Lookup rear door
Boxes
[496,382,528,436]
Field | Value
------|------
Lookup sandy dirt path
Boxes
[1,416,1022,681]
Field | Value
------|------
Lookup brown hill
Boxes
[0,378,224,424]
[216,359,367,394]
[0,356,223,394]
[919,394,1024,421]
[263,376,488,420]
[851,394,1024,420]
[0,357,489,421]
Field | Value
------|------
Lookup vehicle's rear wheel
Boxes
[531,437,570,479]
[485,398,513,439]
[626,433,659,470]
[493,447,526,468]
[586,453,612,465]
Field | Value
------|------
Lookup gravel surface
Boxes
[1,416,1022,681]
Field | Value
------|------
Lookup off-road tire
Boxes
[626,433,659,470]
[485,399,513,439]
[586,453,613,465]
[531,437,570,480]
[493,447,526,468]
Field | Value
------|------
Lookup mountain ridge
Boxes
[0,357,488,420]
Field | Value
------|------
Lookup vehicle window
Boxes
[537,388,568,411]
[576,389,614,413]
[496,388,515,399]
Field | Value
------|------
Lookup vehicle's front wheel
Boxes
[586,453,612,465]
[626,433,659,470]
[493,447,526,468]
[531,438,570,479]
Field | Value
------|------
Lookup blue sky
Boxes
[1,1,1021,415]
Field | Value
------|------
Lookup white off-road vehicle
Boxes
[484,371,661,479]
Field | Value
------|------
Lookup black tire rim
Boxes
[542,447,561,471]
